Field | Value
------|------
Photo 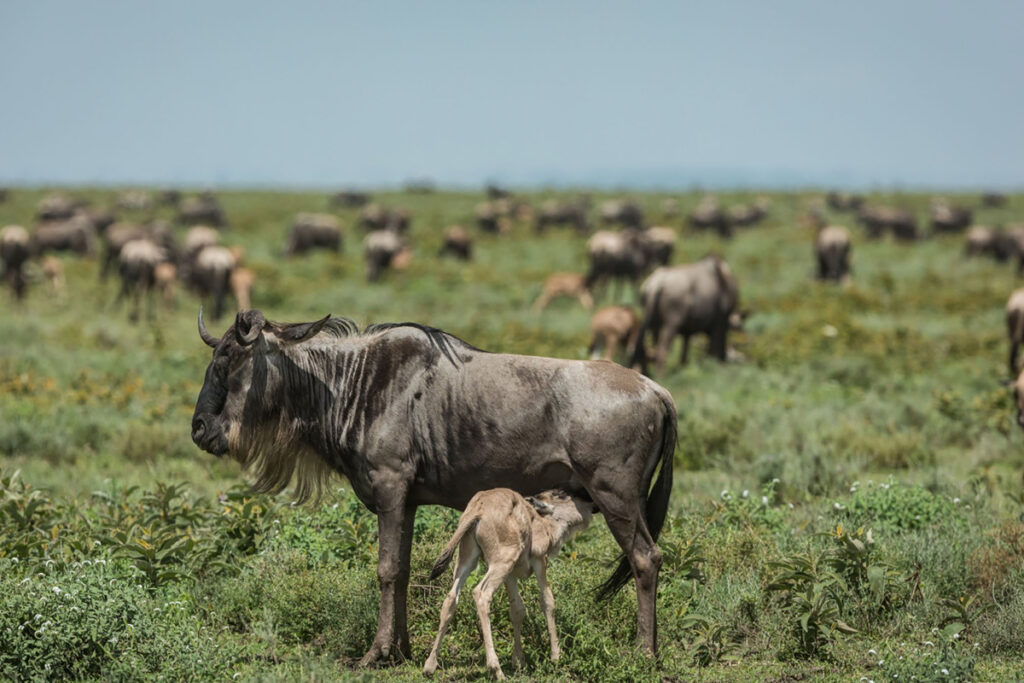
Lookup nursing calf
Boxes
[423,488,594,680]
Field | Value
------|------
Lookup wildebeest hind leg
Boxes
[583,475,662,653]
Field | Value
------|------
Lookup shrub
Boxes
[837,480,962,533]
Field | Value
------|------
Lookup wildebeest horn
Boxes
[198,307,220,348]
[234,309,266,347]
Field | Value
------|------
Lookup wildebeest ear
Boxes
[526,497,554,516]
[235,309,267,347]
[276,315,332,344]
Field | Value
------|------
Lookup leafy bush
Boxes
[837,480,963,533]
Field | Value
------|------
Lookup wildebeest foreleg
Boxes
[360,494,411,666]
[393,508,415,659]
[654,317,680,372]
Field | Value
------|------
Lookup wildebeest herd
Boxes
[2,185,1022,677]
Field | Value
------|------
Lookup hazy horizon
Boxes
[2,1,1022,191]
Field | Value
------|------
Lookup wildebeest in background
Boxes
[584,229,655,298]
[36,193,79,221]
[815,225,852,283]
[285,213,342,255]
[632,255,741,373]
[330,189,370,209]
[439,225,472,260]
[1,225,31,299]
[826,191,865,213]
[101,221,177,281]
[856,205,918,241]
[154,262,177,308]
[423,488,594,679]
[364,229,408,282]
[179,193,227,227]
[688,196,731,237]
[116,190,154,213]
[660,198,681,220]
[190,309,676,661]
[190,245,236,320]
[32,215,96,256]
[360,204,411,233]
[930,200,972,234]
[588,305,641,364]
[532,272,594,312]
[1001,225,1024,274]
[642,226,677,268]
[1008,288,1024,378]
[157,188,181,207]
[117,239,168,321]
[535,198,589,234]
[0,188,8,203]
[599,200,645,229]
[727,199,770,229]
[485,183,510,200]
[41,256,66,300]
[964,225,1002,259]
[474,201,511,235]
[982,192,1008,208]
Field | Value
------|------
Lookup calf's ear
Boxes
[277,315,332,344]
[526,497,554,516]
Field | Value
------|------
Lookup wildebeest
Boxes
[982,192,1008,208]
[584,229,657,297]
[330,189,370,209]
[632,255,741,373]
[363,229,408,282]
[439,225,472,260]
[190,309,676,661]
[475,202,511,235]
[688,196,731,237]
[36,193,78,221]
[535,199,588,234]
[826,191,865,213]
[0,188,8,203]
[116,190,154,212]
[531,272,594,312]
[101,222,169,281]
[423,488,594,679]
[191,245,236,319]
[857,205,918,241]
[1007,288,1024,378]
[815,225,852,282]
[642,226,676,267]
[285,213,342,255]
[930,201,972,234]
[32,215,96,256]
[1,225,31,299]
[41,256,66,299]
[485,183,510,200]
[599,200,645,229]
[157,187,181,207]
[660,198,680,220]
[117,239,168,321]
[588,306,641,364]
[155,262,178,308]
[179,193,226,227]
[360,204,411,233]
[964,225,1002,260]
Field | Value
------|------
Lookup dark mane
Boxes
[307,315,482,366]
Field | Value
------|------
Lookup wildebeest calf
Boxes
[532,272,594,312]
[588,305,641,364]
[439,225,472,260]
[423,488,594,680]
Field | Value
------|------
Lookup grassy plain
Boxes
[1,187,1024,681]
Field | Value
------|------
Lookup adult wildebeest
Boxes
[1007,288,1024,378]
[982,192,1008,208]
[857,205,918,241]
[1,225,31,300]
[36,193,78,221]
[599,200,645,229]
[363,229,409,282]
[535,199,588,234]
[101,221,177,281]
[930,201,972,234]
[964,225,1000,259]
[285,213,342,255]
[632,255,741,373]
[179,193,226,227]
[330,189,370,209]
[439,225,472,260]
[190,309,676,663]
[117,239,167,321]
[32,215,96,256]
[360,204,411,233]
[688,197,731,238]
[826,192,865,213]
[191,245,236,320]
[475,202,510,235]
[585,229,671,298]
[815,225,852,283]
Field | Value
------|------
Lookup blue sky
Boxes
[1,1,1021,189]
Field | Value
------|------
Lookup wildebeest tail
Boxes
[429,512,480,580]
[597,390,677,600]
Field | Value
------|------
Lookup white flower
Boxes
[52,586,61,595]
[953,497,960,504]
[772,478,780,484]
[953,632,959,639]
[941,669,949,676]
[720,490,730,499]
[877,659,884,666]
[822,324,838,337]
[788,503,794,509]
[742,489,749,498]
[762,496,769,505]
[834,502,845,510]
[923,640,934,647]
[868,649,877,656]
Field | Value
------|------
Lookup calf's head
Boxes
[526,489,597,535]
[191,308,331,458]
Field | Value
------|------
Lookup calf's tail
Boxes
[429,512,480,580]
[596,390,677,600]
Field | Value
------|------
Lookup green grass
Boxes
[2,187,1024,681]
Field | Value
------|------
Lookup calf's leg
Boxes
[533,558,561,661]
[423,537,480,676]
[505,577,526,670]
[473,563,513,679]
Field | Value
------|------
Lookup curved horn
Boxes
[234,309,266,347]
[198,307,220,348]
